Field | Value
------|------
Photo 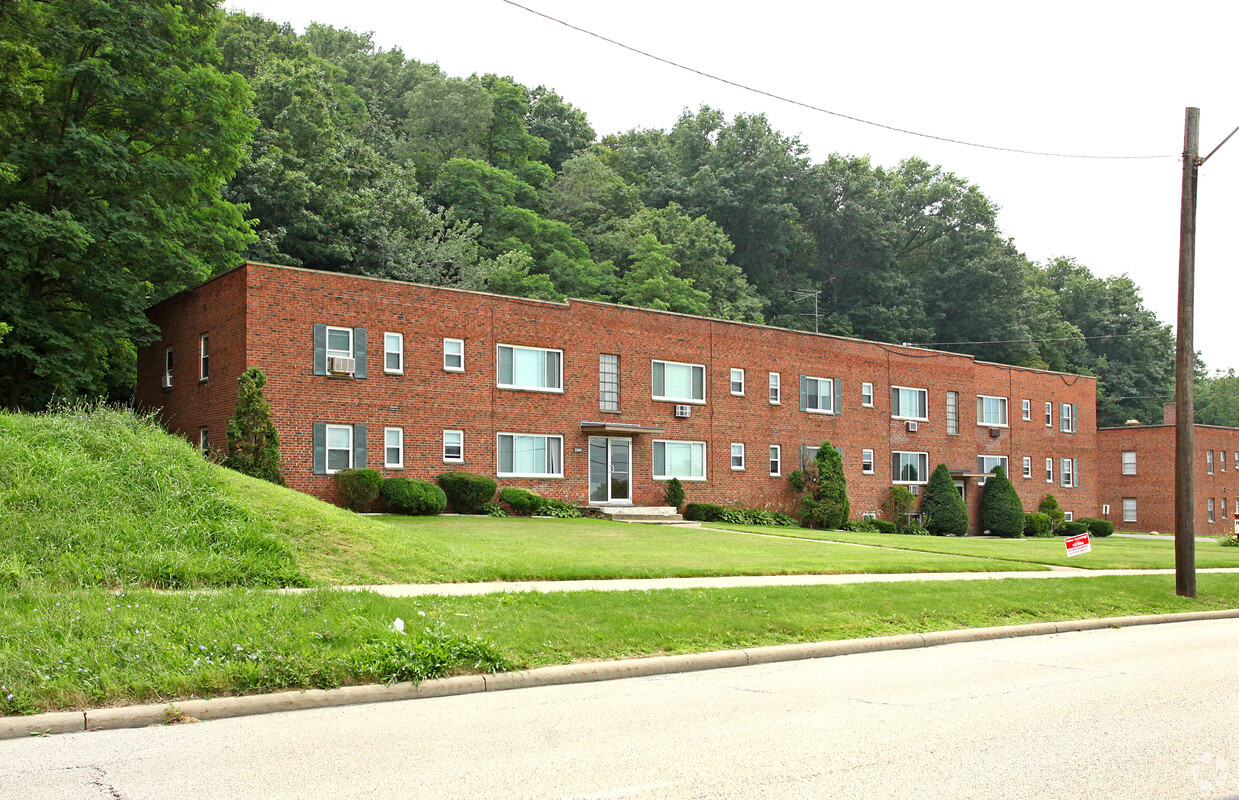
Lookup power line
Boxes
[501,0,1177,161]
[906,331,1170,348]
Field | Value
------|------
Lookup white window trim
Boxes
[652,359,706,404]
[325,424,353,475]
[978,455,1010,475]
[653,439,707,482]
[325,326,353,362]
[384,332,404,375]
[199,334,209,382]
[1060,458,1074,488]
[1021,399,1031,421]
[802,375,835,415]
[1121,451,1137,476]
[769,445,781,477]
[862,448,875,475]
[1022,456,1032,479]
[861,382,874,407]
[1059,403,1075,433]
[1122,497,1138,523]
[496,432,564,478]
[1045,401,1053,427]
[891,386,929,422]
[730,368,745,396]
[731,442,745,471]
[498,344,563,393]
[384,427,404,469]
[1045,457,1053,483]
[1207,450,1214,475]
[1064,511,1074,523]
[443,430,464,464]
[892,451,929,485]
[1208,497,1215,523]
[164,347,174,385]
[444,338,465,372]
[769,372,781,405]
[976,395,1009,428]
[198,427,209,454]
[599,353,620,413]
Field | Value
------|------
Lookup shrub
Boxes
[684,502,724,522]
[980,467,1023,538]
[663,477,685,510]
[843,520,878,533]
[921,463,967,536]
[1023,512,1053,538]
[872,519,897,534]
[224,368,285,484]
[903,521,930,536]
[437,471,497,514]
[1038,494,1066,533]
[1078,517,1114,537]
[717,507,798,527]
[498,487,542,516]
[334,468,382,511]
[1062,521,1088,536]
[880,486,917,532]
[795,442,849,529]
[1220,535,1239,547]
[381,478,447,516]
[537,498,582,518]
[481,502,508,518]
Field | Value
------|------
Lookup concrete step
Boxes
[595,506,685,524]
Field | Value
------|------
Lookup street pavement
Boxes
[4,618,1238,799]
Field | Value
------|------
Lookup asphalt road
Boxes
[4,618,1238,799]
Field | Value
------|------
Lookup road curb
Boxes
[5,608,1238,740]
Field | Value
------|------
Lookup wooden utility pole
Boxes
[1174,107,1199,599]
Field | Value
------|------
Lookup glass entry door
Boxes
[588,437,632,503]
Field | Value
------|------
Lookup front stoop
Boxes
[595,506,689,525]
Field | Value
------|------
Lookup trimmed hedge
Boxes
[437,471,497,514]
[381,477,447,516]
[684,502,723,522]
[921,463,968,536]
[980,467,1023,538]
[1023,512,1053,538]
[1078,517,1114,537]
[872,519,897,534]
[334,468,382,511]
[1062,521,1089,536]
[498,487,542,516]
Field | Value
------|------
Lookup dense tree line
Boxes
[0,1,1188,426]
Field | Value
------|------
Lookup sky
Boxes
[229,0,1239,373]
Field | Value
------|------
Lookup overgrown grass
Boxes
[4,574,1237,714]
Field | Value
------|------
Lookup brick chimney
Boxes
[1163,402,1177,425]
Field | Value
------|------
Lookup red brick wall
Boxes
[139,262,1099,525]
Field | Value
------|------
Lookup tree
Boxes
[980,467,1024,538]
[1038,494,1066,533]
[797,442,849,529]
[0,0,256,409]
[921,463,968,536]
[880,486,918,531]
[224,368,285,485]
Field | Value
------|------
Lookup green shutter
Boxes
[313,423,326,474]
[353,424,366,468]
[833,378,842,414]
[653,441,665,476]
[547,351,562,390]
[313,325,327,376]
[692,365,704,401]
[1071,404,1078,433]
[499,347,513,386]
[353,328,367,379]
[799,376,809,411]
[1073,458,1079,487]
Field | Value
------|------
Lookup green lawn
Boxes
[710,525,1239,570]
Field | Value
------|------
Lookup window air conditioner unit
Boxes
[328,356,356,375]
[977,477,988,486]
[161,375,172,389]
[989,427,1002,438]
[674,404,692,418]
[906,421,918,432]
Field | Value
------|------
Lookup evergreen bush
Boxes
[1062,521,1089,536]
[1038,494,1066,533]
[436,471,497,514]
[224,368,285,484]
[798,442,849,529]
[843,520,878,533]
[381,478,447,515]
[880,486,917,532]
[920,463,968,536]
[1023,512,1053,538]
[1078,517,1114,537]
[872,519,897,534]
[684,502,724,522]
[979,467,1024,538]
[498,487,542,515]
[663,477,685,510]
[334,468,382,511]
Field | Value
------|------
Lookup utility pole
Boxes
[1174,108,1199,599]
[789,289,821,333]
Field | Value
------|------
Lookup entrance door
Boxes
[588,437,632,503]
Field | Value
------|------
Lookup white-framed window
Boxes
[1061,458,1073,487]
[1234,497,1238,518]
[769,372,781,404]
[384,332,403,374]
[1045,401,1053,427]
[861,382,874,407]
[769,445,781,476]
[1234,452,1238,472]
[384,427,404,468]
[1059,403,1076,433]
[1207,450,1214,475]
[1021,399,1031,421]
[653,439,706,481]
[731,442,745,470]
[801,376,835,414]
[1223,497,1229,519]
[599,354,620,412]
[892,451,929,484]
[1222,451,1227,472]
[1022,456,1032,479]
[164,347,174,386]
[861,511,877,521]
[946,391,959,435]
[652,359,705,403]
[730,368,745,396]
[326,326,353,362]
[1208,497,1215,523]
[891,386,928,421]
[199,334,210,381]
[497,433,563,477]
[862,448,875,474]
[977,395,1008,427]
[978,455,1009,475]
[325,424,353,474]
[444,338,464,372]
[1046,457,1053,483]
[1122,497,1137,523]
[1064,511,1074,523]
[198,427,209,455]
[443,430,464,463]
[498,344,562,392]
[1122,450,1137,475]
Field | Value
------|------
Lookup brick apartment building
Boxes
[136,262,1098,529]
[1098,403,1239,535]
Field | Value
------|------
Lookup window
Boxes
[652,360,705,403]
[199,335,210,381]
[862,382,874,407]
[861,511,877,521]
[1046,457,1053,483]
[1222,452,1227,472]
[769,445,781,476]
[862,449,875,474]
[731,443,745,470]
[384,427,403,469]
[444,338,464,372]
[384,333,403,374]
[800,376,835,414]
[653,440,706,481]
[497,433,563,477]
[1059,403,1076,433]
[199,427,209,455]
[314,325,366,378]
[1021,399,1031,421]
[730,368,745,396]
[978,455,1009,475]
[599,354,619,412]
[498,344,562,392]
[1122,450,1137,475]
[1022,456,1032,479]
[1207,450,1214,475]
[891,386,928,420]
[312,423,366,475]
[326,326,353,361]
[443,430,464,463]
[946,391,959,435]
[164,347,173,386]
[891,451,929,484]
[977,395,1008,427]
[1064,511,1073,523]
[1224,498,1229,519]
[1045,401,1053,427]
[1061,458,1074,487]
[769,372,781,404]
[1235,452,1238,472]
[1208,497,1215,523]
[326,424,353,474]
[1122,497,1137,523]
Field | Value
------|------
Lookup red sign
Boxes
[1065,533,1092,557]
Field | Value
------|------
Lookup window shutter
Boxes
[353,328,367,378]
[313,423,326,474]
[918,391,927,420]
[1073,458,1079,488]
[1071,404,1078,433]
[833,378,842,414]
[692,365,704,401]
[799,376,809,412]
[651,361,663,397]
[653,441,665,475]
[891,452,899,482]
[313,325,327,376]
[353,424,367,468]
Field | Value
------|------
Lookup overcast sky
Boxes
[230,0,1239,374]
